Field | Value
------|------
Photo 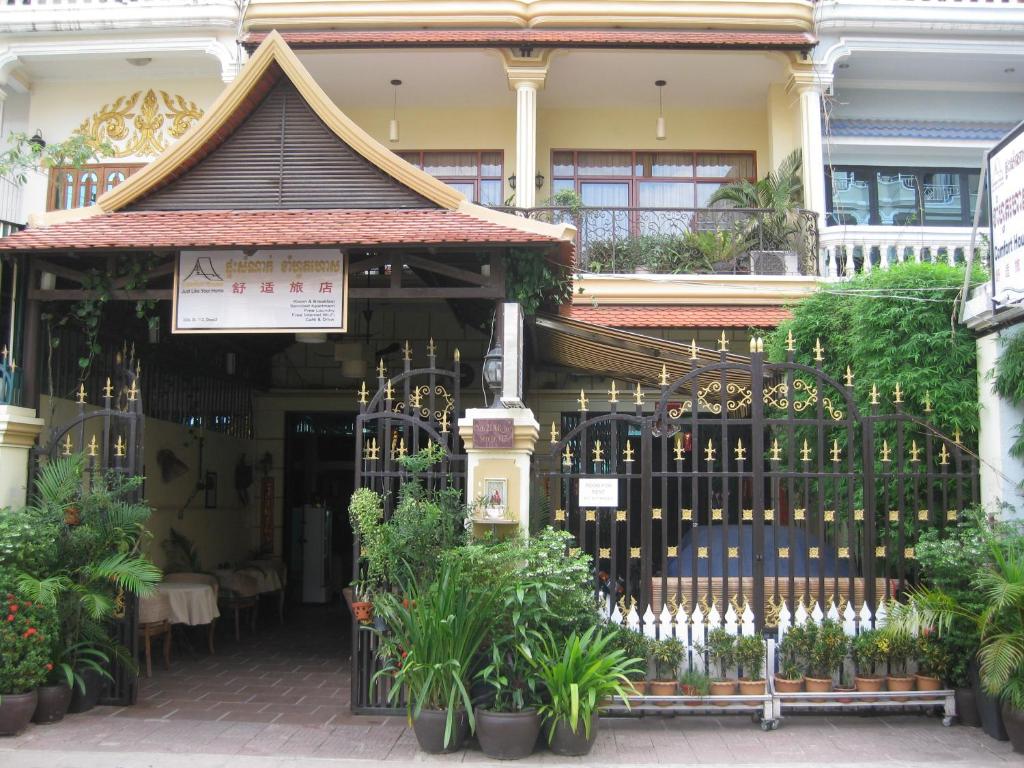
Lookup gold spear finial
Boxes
[892,382,904,404]
[786,329,796,352]
[813,337,825,363]
[717,331,729,352]
[830,439,842,463]
[673,433,684,462]
[953,428,962,445]
[384,379,395,401]
[880,439,892,463]
[704,438,716,463]
[923,390,933,413]
[115,436,126,457]
[659,364,669,388]
[633,382,645,406]
[127,379,138,402]
[358,381,369,405]
[608,380,619,404]
[453,347,461,363]
[578,389,589,412]
[87,435,99,457]
[438,410,450,434]
[749,336,757,354]
[844,366,854,388]
[800,438,812,462]
[689,339,698,361]
[550,421,559,444]
[103,377,114,398]
[402,340,412,361]
[592,440,604,463]
[364,437,380,461]
[770,438,782,461]
[377,359,386,378]
[76,383,87,404]
[396,437,407,458]
[61,434,73,456]
[562,444,574,467]
[756,337,764,353]
[870,383,880,405]
[734,437,747,462]
[623,440,635,463]
[939,444,951,466]
[410,387,422,409]
[909,439,922,463]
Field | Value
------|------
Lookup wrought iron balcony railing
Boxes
[499,206,819,276]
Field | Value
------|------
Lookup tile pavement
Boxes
[1,605,1022,765]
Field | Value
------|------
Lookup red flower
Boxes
[45,663,53,671]
[5,615,12,622]
[24,627,37,637]
[8,604,17,613]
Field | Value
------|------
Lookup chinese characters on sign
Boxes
[173,249,347,333]
[989,121,1024,309]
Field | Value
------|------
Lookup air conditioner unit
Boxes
[750,250,799,276]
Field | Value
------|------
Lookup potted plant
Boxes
[0,594,51,736]
[775,623,814,693]
[33,640,110,724]
[734,633,766,704]
[679,669,710,706]
[373,560,498,754]
[524,626,642,756]
[806,619,847,697]
[884,631,916,699]
[611,628,650,698]
[704,628,738,701]
[851,629,887,699]
[474,642,541,760]
[915,632,952,692]
[650,637,684,704]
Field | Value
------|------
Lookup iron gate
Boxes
[351,341,465,712]
[540,336,978,629]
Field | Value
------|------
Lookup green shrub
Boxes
[651,636,685,681]
[0,593,55,694]
[734,634,766,681]
[851,629,886,677]
[778,623,816,680]
[808,619,848,680]
[703,628,736,680]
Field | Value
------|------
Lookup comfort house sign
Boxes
[173,249,348,333]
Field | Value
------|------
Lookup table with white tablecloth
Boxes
[153,581,220,626]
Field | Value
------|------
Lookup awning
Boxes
[533,313,751,389]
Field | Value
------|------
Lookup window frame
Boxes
[47,163,145,211]
[395,149,504,206]
[549,149,758,208]
[826,164,984,227]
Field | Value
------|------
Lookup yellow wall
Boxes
[766,82,800,171]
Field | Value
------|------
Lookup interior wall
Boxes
[39,395,257,572]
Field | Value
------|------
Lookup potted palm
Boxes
[851,629,887,699]
[704,628,738,702]
[0,594,51,736]
[734,633,766,704]
[373,560,498,754]
[679,669,710,706]
[807,620,847,699]
[775,624,814,693]
[524,626,642,756]
[650,637,684,704]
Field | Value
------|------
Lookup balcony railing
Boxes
[499,206,820,276]
[819,224,984,277]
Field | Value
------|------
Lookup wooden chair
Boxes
[137,592,172,677]
[219,588,259,641]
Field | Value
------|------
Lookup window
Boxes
[396,151,503,206]
[47,164,144,211]
[551,150,756,208]
[826,165,987,227]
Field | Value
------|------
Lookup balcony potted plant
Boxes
[650,636,684,704]
[851,629,887,699]
[524,625,642,756]
[807,619,847,699]
[704,628,738,702]
[734,633,767,704]
[679,669,710,706]
[0,594,51,736]
[775,623,814,694]
[915,632,952,692]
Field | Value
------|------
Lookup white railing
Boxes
[819,224,983,278]
[0,175,24,228]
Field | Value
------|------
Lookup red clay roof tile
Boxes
[568,304,792,328]
[0,209,562,252]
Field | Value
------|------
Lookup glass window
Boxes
[697,153,755,179]
[829,169,872,225]
[48,164,142,211]
[638,181,693,208]
[636,152,693,178]
[577,151,633,177]
[396,150,504,206]
[875,171,919,226]
[922,172,962,225]
[967,172,989,227]
[77,172,98,209]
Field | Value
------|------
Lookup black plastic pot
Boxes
[412,708,469,754]
[956,687,981,728]
[32,683,72,724]
[0,690,38,736]
[548,714,598,757]
[971,660,1008,741]
[67,668,104,715]
[1002,703,1024,754]
[475,708,540,760]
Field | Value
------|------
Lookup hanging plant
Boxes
[504,248,575,316]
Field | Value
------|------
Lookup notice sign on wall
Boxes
[173,249,348,333]
[989,120,1024,309]
[578,478,618,508]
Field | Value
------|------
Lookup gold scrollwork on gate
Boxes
[697,381,722,414]
[667,400,692,419]
[77,89,204,158]
[763,382,789,409]
[394,384,455,423]
[726,382,753,412]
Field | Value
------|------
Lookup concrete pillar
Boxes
[0,404,44,509]
[787,69,832,224]
[505,51,550,209]
[978,327,1024,515]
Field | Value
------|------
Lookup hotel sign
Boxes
[989,120,1024,310]
[173,249,348,333]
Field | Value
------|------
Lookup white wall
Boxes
[977,327,1024,517]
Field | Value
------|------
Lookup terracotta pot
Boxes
[804,676,833,703]
[887,675,915,702]
[548,714,598,757]
[32,683,72,724]
[628,680,648,699]
[0,690,38,736]
[956,687,981,727]
[1003,703,1024,755]
[412,708,468,754]
[834,685,856,704]
[475,708,539,760]
[773,675,804,694]
[738,679,765,707]
[351,601,373,624]
[680,684,703,706]
[854,675,885,703]
[709,679,737,706]
[648,679,676,707]
[915,674,942,692]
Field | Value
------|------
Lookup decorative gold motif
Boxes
[947,509,958,521]
[384,379,395,401]
[765,595,784,627]
[880,440,892,462]
[923,390,934,413]
[909,440,921,463]
[585,509,596,522]
[76,383,87,405]
[363,437,380,461]
[800,439,812,462]
[717,331,729,352]
[953,428,963,445]
[426,338,437,357]
[357,381,369,405]
[87,435,99,457]
[939,444,951,466]
[114,436,126,457]
[127,379,139,402]
[633,383,645,406]
[569,547,580,557]
[689,339,699,360]
[697,546,709,559]
[778,547,790,558]
[659,364,669,387]
[394,437,407,459]
[712,508,723,521]
[673,433,684,462]
[734,437,747,461]
[410,388,422,410]
[377,359,387,378]
[681,508,692,521]
[728,546,739,559]
[918,509,929,521]
[844,366,854,388]
[830,439,842,463]
[402,340,412,361]
[103,377,114,398]
[764,508,775,521]
[592,440,604,463]
[562,445,573,467]
[607,380,619,404]
[875,546,886,558]
[870,383,880,405]
[808,547,820,559]
[794,508,806,521]
[892,382,904,404]
[904,547,916,559]
[652,507,662,520]
[61,434,73,456]
[854,509,864,521]
[577,389,589,412]
[785,329,796,353]
[838,546,850,559]
[630,547,641,559]
[623,440,634,463]
[813,337,825,362]
[742,509,753,521]
[704,438,716,463]
[726,382,753,412]
[770,438,782,461]
[616,510,627,522]
[889,510,899,522]
[824,510,835,522]
[599,547,611,559]
[454,348,461,363]
[550,422,559,444]
[77,89,203,158]
[438,410,450,435]
[555,509,566,522]
[667,546,678,557]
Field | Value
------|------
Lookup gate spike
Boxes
[749,336,757,354]
[813,337,825,362]
[938,444,950,466]
[892,382,904,404]
[770,438,782,462]
[61,434,73,456]
[717,331,729,352]
[87,435,99,457]
[402,340,412,361]
[633,382,645,406]
[704,438,716,463]
[844,366,854,388]
[103,377,114,399]
[785,329,796,352]
[756,337,764,353]
[869,383,880,405]
[607,380,619,404]
[592,440,604,463]
[734,437,746,462]
[673,433,684,462]
[659,364,669,388]
[830,439,842,463]
[550,422,559,444]
[114,436,126,457]
[623,440,635,463]
[577,389,589,412]
[562,444,574,467]
[384,379,395,401]
[426,338,437,357]
[953,428,962,445]
[357,381,369,405]
[376,359,386,378]
[689,339,698,361]
[880,439,892,463]
[800,438,811,462]
[923,390,933,413]
[453,347,461,363]
[909,439,921,463]
[76,383,87,405]
[438,410,450,435]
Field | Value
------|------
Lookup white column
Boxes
[978,328,1024,516]
[514,81,538,208]
[0,405,45,509]
[787,71,831,226]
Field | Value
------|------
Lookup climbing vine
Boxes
[503,248,575,316]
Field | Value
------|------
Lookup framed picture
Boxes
[204,471,218,509]
[483,478,507,520]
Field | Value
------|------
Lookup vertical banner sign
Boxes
[173,248,348,333]
[989,120,1024,310]
[259,477,275,554]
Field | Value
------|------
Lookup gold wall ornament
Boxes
[947,509,958,521]
[726,381,753,412]
[765,595,784,627]
[904,547,916,560]
[569,547,580,557]
[763,382,789,410]
[77,89,203,158]
[717,331,729,352]
[550,422,559,444]
[623,440,634,463]
[577,389,589,412]
[667,545,678,557]
[607,380,619,404]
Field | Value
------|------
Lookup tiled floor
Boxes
[2,605,1023,764]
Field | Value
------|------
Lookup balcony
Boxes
[500,206,820,276]
[819,224,983,277]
